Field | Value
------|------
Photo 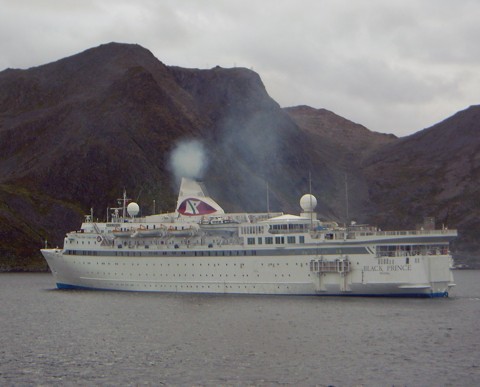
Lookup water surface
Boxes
[1,271,479,386]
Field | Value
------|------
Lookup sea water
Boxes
[1,271,479,386]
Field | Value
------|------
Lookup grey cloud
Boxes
[0,0,479,136]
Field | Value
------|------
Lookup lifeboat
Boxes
[199,216,239,234]
[167,226,197,237]
[131,225,165,238]
[112,228,135,238]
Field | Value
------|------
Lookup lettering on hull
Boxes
[363,264,412,272]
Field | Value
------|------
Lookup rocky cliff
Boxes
[363,105,480,255]
[0,42,478,270]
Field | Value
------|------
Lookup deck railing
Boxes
[335,229,456,240]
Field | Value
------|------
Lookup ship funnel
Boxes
[175,178,225,217]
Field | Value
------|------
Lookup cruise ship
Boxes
[41,178,456,297]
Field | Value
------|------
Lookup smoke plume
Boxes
[168,139,208,182]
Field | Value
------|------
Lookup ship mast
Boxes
[122,189,127,219]
[266,181,270,215]
[345,173,349,224]
[309,171,313,227]
[117,189,130,220]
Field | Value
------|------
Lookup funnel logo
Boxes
[177,198,216,216]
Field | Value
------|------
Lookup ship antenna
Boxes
[122,188,126,220]
[136,188,143,202]
[309,171,312,195]
[309,171,313,227]
[345,173,349,225]
[266,181,270,215]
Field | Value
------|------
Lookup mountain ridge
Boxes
[0,42,478,270]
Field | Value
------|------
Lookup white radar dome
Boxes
[300,194,317,212]
[127,202,140,217]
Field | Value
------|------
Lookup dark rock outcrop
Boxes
[0,42,478,269]
[363,105,480,253]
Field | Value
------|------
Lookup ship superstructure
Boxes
[41,178,456,297]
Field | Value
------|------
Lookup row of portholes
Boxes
[74,260,309,267]
[85,271,308,281]
[99,283,292,291]
[85,271,258,278]
[77,261,310,279]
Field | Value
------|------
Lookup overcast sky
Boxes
[1,0,479,136]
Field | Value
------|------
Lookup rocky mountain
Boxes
[0,42,478,270]
[0,43,311,269]
[287,104,480,259]
[284,106,397,221]
[363,105,480,254]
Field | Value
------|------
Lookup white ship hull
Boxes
[41,178,456,298]
[41,244,454,297]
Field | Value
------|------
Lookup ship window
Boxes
[257,237,263,244]
[287,236,295,244]
[406,257,409,264]
[265,237,273,244]
[275,236,284,244]
[247,237,255,245]
[299,236,305,244]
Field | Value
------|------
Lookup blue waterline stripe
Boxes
[56,283,448,298]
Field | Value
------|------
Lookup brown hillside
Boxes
[0,43,312,268]
[0,42,478,269]
[285,105,397,222]
[364,105,480,253]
